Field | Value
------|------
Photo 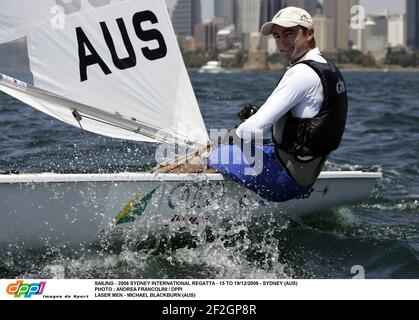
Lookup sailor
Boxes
[208,6,348,202]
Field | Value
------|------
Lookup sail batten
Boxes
[0,0,209,148]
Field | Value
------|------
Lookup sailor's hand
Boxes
[238,104,259,122]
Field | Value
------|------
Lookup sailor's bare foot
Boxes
[153,150,218,174]
[155,163,218,174]
[164,163,205,173]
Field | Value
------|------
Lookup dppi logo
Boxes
[6,280,46,298]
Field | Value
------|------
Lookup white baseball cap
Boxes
[260,7,314,36]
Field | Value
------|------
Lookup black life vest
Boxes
[273,59,348,157]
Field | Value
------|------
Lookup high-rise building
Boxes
[202,0,215,21]
[313,16,335,52]
[323,0,359,50]
[172,0,202,36]
[227,0,239,26]
[236,0,262,49]
[388,14,407,48]
[284,0,319,15]
[238,0,262,35]
[407,0,419,49]
[360,15,388,58]
[195,20,224,52]
[215,0,229,18]
[363,15,388,53]
[260,0,284,29]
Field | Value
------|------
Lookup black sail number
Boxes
[76,10,168,82]
[133,11,167,61]
[101,18,137,70]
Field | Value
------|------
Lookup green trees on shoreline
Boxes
[323,50,377,67]
[181,47,419,70]
[384,48,419,67]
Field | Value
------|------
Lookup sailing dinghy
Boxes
[0,0,381,247]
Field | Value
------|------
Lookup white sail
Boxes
[0,0,209,148]
[0,0,54,44]
[0,74,160,142]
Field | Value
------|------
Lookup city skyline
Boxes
[165,0,406,15]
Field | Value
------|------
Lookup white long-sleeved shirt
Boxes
[236,47,327,142]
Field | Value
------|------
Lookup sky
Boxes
[165,0,406,15]
[359,0,405,14]
[164,0,176,11]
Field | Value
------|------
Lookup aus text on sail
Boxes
[77,10,167,82]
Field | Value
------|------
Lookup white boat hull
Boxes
[0,172,381,247]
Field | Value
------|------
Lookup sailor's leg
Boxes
[208,144,313,202]
[208,143,257,183]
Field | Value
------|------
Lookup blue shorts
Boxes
[208,143,313,202]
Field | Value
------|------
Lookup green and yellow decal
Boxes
[114,187,159,225]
